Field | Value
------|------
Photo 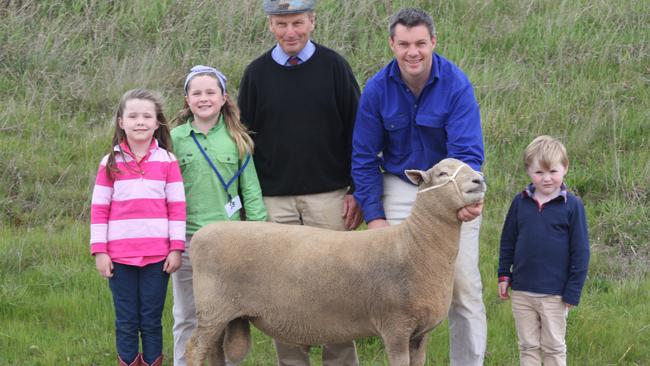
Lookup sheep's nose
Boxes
[473,175,487,186]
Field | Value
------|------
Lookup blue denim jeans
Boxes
[109,260,169,364]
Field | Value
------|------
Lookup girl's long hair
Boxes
[106,88,172,180]
[171,72,254,159]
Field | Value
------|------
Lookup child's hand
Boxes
[95,253,113,278]
[498,281,510,300]
[163,250,182,274]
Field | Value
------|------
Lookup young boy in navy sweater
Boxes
[498,135,590,366]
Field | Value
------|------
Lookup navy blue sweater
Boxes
[498,185,590,305]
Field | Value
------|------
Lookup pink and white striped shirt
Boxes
[90,139,186,265]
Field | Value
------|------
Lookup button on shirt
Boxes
[352,53,484,222]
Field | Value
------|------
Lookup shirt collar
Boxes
[178,115,224,137]
[271,40,316,66]
[523,183,568,203]
[115,138,158,159]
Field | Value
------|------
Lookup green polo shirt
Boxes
[171,117,267,235]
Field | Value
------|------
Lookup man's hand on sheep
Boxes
[367,218,390,229]
[457,201,484,222]
[95,253,113,278]
[342,194,363,230]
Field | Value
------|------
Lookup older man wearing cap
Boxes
[238,1,361,365]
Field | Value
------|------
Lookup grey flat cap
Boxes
[264,0,316,15]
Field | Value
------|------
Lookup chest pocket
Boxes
[415,114,446,129]
[382,114,411,156]
[414,114,447,150]
[179,153,196,169]
[215,153,238,165]
[215,153,239,181]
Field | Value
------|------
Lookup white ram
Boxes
[186,158,486,366]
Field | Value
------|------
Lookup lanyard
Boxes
[190,130,250,200]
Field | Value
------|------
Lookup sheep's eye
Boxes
[438,172,449,177]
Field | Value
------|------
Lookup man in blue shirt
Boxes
[351,8,486,365]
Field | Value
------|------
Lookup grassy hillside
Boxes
[1,0,648,364]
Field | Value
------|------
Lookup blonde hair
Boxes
[524,135,569,170]
[107,88,171,180]
[171,72,254,158]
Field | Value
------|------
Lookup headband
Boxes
[183,65,227,95]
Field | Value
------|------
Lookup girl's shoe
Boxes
[118,354,141,366]
[140,354,163,366]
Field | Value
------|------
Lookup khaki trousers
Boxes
[511,291,568,366]
[382,174,487,366]
[264,187,359,366]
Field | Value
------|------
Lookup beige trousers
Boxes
[264,187,359,366]
[383,174,487,366]
[511,291,568,366]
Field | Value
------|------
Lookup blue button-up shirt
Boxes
[352,53,484,222]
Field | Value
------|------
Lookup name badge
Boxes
[225,195,243,218]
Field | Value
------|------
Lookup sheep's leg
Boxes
[207,331,226,366]
[408,332,430,366]
[186,321,227,366]
[382,334,411,366]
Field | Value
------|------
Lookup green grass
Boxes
[1,0,648,364]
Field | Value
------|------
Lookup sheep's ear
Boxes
[405,169,431,186]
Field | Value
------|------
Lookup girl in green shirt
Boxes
[169,65,267,366]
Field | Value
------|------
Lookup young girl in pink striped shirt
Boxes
[90,88,186,366]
